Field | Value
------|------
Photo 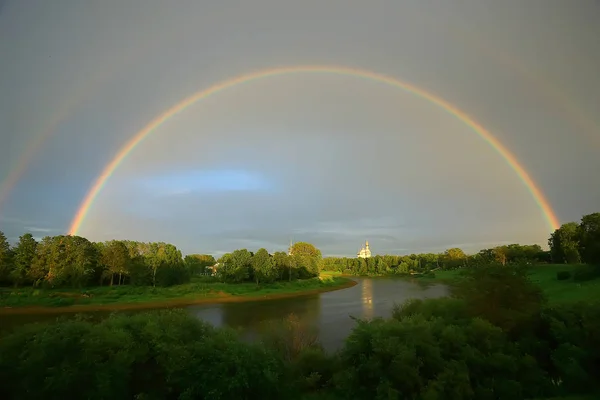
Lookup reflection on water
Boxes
[361,277,373,320]
[1,277,448,351]
[187,277,448,351]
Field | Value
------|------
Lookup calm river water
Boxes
[1,278,448,351]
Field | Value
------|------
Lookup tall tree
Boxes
[578,213,600,265]
[290,242,322,259]
[0,231,13,284]
[184,254,216,275]
[251,248,276,284]
[11,233,37,286]
[272,251,289,281]
[100,240,130,286]
[548,222,581,264]
[218,249,252,283]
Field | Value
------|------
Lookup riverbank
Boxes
[0,276,357,315]
[416,264,600,304]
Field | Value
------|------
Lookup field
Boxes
[424,264,600,304]
[0,275,355,312]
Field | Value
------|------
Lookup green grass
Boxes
[320,270,345,276]
[527,264,600,304]
[420,264,600,304]
[0,276,353,309]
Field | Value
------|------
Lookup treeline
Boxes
[1,211,597,287]
[322,243,548,275]
[323,211,600,276]
[0,233,322,288]
[549,212,600,264]
[0,234,191,288]
[1,264,598,399]
[214,242,321,284]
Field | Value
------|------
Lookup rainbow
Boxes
[4,33,597,216]
[68,65,561,235]
[0,33,164,211]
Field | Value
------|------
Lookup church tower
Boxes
[288,239,294,256]
[357,240,372,259]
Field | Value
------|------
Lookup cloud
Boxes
[137,169,277,197]
[23,226,55,233]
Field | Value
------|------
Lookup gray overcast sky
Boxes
[1,0,599,257]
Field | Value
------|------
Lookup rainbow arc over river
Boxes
[68,65,561,235]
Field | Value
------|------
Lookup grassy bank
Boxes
[0,276,356,314]
[418,264,600,304]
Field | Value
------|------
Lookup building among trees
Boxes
[357,241,372,258]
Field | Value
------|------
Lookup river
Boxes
[1,277,448,351]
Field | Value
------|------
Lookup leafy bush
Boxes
[335,315,549,400]
[556,271,572,280]
[0,310,283,400]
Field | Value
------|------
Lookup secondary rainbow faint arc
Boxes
[68,65,561,235]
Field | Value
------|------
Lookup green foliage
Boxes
[0,310,283,400]
[1,271,600,399]
[183,254,215,275]
[335,315,548,399]
[290,242,322,259]
[0,231,14,285]
[549,213,600,265]
[550,222,582,264]
[579,213,600,264]
[260,313,321,362]
[453,264,546,333]
[218,249,252,283]
[251,248,277,284]
[10,233,36,286]
[557,271,572,281]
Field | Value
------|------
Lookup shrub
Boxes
[260,313,320,362]
[0,310,283,400]
[335,315,549,399]
[556,271,572,281]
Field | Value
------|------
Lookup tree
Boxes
[578,213,600,265]
[0,231,13,285]
[100,240,130,286]
[11,233,37,287]
[548,222,581,264]
[45,235,99,287]
[218,249,252,283]
[184,254,215,275]
[493,246,508,266]
[290,242,322,259]
[251,248,276,284]
[444,248,466,260]
[272,251,289,281]
[442,247,466,269]
[454,264,545,333]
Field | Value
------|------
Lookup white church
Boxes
[357,241,372,259]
